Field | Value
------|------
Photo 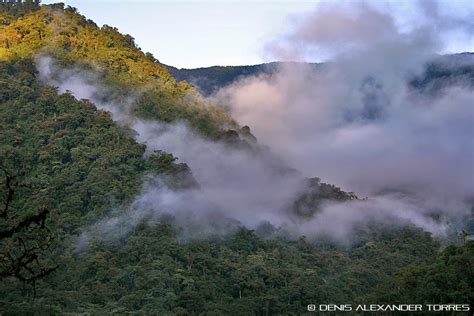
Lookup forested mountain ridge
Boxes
[1,56,462,315]
[167,62,321,96]
[168,53,474,97]
[0,2,473,315]
[167,62,320,96]
[0,57,191,281]
[0,2,237,138]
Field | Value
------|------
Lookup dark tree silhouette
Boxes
[0,163,57,286]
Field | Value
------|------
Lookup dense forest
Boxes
[0,2,473,315]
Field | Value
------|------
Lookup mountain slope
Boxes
[0,3,472,315]
[0,3,236,138]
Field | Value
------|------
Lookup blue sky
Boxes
[43,0,316,68]
[42,0,474,68]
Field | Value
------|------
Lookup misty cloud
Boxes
[264,0,473,62]
[37,57,309,243]
[36,0,473,245]
[215,1,474,227]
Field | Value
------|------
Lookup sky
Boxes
[41,0,474,68]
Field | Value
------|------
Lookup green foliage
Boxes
[0,224,445,315]
[0,3,237,138]
[2,59,133,229]
[0,58,455,313]
[293,177,358,217]
[0,57,189,287]
[375,242,474,306]
[0,1,40,18]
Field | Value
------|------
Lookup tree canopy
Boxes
[0,3,472,315]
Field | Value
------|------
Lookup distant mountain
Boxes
[410,52,474,94]
[167,53,474,96]
[166,62,320,96]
